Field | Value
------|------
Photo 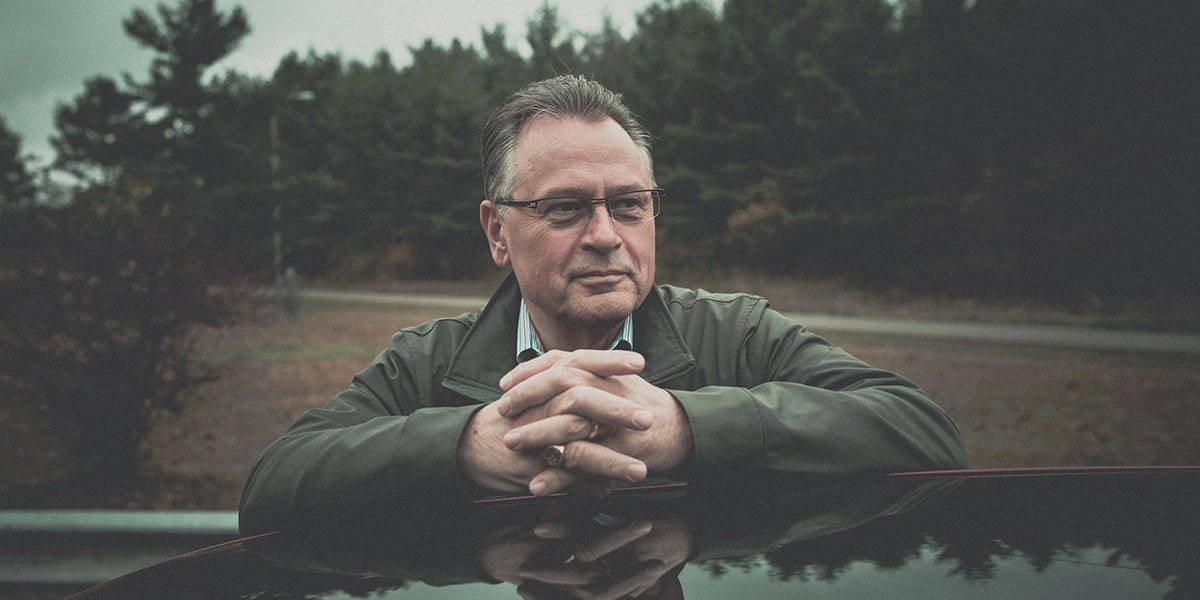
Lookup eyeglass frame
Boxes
[493,188,664,227]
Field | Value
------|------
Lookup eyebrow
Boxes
[533,185,648,199]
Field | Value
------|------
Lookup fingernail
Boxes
[530,480,547,496]
[495,395,511,416]
[502,430,521,449]
[627,354,644,369]
[633,410,653,429]
[499,374,512,389]
[632,520,653,535]
[626,462,647,482]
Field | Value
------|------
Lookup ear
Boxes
[480,200,511,268]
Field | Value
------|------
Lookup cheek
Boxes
[635,227,656,284]
[628,225,656,262]
[510,233,566,275]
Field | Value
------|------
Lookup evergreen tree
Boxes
[0,116,36,210]
[1,0,249,486]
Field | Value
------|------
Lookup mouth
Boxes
[572,270,628,283]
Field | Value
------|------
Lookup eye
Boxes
[611,196,644,210]
[551,202,583,213]
[609,193,650,219]
[537,198,588,223]
[539,198,583,213]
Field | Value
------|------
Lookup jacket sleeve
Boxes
[669,302,968,478]
[239,332,479,535]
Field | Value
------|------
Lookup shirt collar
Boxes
[517,298,633,362]
[441,273,695,403]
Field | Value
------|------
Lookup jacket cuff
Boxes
[670,387,765,475]
[393,405,481,502]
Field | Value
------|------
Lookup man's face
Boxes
[482,116,656,342]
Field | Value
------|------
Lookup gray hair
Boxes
[481,75,654,204]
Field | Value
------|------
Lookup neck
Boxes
[531,315,623,352]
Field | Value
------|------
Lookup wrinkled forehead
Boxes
[511,116,654,194]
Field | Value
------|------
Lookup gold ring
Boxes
[543,444,566,467]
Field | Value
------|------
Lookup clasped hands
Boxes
[479,514,693,600]
[458,349,693,496]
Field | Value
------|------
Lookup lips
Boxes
[575,270,626,278]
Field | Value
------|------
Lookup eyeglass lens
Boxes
[536,190,661,226]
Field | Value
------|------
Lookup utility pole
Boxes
[268,90,315,285]
[269,112,282,283]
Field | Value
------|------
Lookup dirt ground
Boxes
[4,284,1199,510]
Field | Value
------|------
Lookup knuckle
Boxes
[624,403,646,421]
[563,383,601,408]
[560,367,589,388]
[594,422,615,439]
[569,416,593,437]
[606,454,630,475]
[547,363,577,386]
[554,390,579,413]
[562,441,606,472]
[560,443,583,469]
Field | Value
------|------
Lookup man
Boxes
[239,76,967,534]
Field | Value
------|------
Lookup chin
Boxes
[566,291,640,323]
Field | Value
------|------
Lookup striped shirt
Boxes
[516,299,634,363]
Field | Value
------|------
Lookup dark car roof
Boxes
[69,468,1200,599]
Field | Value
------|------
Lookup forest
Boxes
[0,0,1196,481]
[3,0,1195,297]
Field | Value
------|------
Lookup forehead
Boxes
[511,116,651,197]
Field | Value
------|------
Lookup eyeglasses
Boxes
[495,188,663,228]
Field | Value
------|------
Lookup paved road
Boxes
[296,289,1200,356]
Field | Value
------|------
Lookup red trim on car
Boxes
[887,465,1200,479]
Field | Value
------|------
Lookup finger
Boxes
[504,413,597,450]
[503,401,648,451]
[541,386,653,432]
[529,444,647,496]
[497,356,645,418]
[529,467,579,497]
[499,349,570,392]
[499,349,645,394]
[572,520,653,563]
[533,521,569,539]
[503,375,654,431]
[518,560,608,586]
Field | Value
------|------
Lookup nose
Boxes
[580,202,622,252]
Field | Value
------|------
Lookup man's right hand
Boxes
[457,401,550,494]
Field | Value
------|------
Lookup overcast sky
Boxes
[0,0,658,167]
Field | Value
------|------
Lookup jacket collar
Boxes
[442,273,696,403]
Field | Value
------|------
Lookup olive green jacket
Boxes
[240,275,967,534]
